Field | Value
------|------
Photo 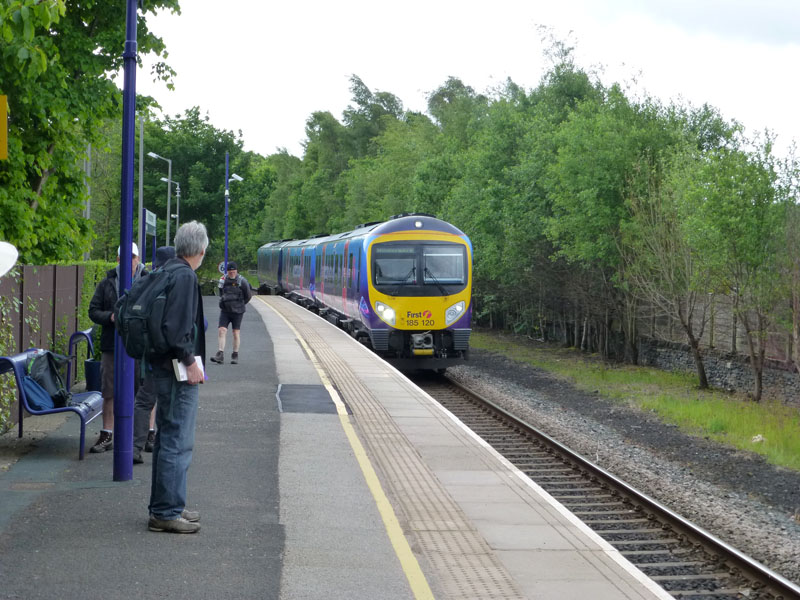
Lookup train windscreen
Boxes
[372,242,467,296]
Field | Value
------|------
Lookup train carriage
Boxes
[257,213,472,371]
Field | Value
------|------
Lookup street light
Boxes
[223,151,243,272]
[160,177,181,232]
[147,151,172,245]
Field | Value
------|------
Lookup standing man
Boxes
[210,260,251,365]
[132,246,175,465]
[146,221,208,534]
[88,243,144,453]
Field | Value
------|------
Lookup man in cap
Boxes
[210,260,251,364]
[88,242,145,452]
[132,246,175,464]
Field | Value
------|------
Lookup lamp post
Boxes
[160,178,180,232]
[224,150,243,272]
[147,151,171,245]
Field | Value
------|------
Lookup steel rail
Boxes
[436,376,800,600]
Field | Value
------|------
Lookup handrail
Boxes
[66,328,95,390]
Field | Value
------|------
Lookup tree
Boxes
[0,0,179,263]
[622,142,716,388]
[682,137,786,401]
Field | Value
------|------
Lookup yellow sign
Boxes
[0,95,7,160]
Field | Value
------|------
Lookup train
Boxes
[257,213,472,371]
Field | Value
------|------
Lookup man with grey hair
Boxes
[146,221,208,534]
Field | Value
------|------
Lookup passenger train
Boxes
[257,214,472,371]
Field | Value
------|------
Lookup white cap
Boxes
[117,243,139,257]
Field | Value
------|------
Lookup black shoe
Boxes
[90,431,113,453]
[210,351,224,364]
[133,449,144,464]
[231,352,239,364]
[144,430,155,452]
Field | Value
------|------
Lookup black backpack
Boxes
[26,350,72,408]
[114,263,179,360]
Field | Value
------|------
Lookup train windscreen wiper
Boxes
[424,267,448,295]
[389,266,416,296]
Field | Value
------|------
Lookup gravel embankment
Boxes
[448,349,800,586]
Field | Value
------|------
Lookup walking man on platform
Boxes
[210,260,251,365]
[146,221,208,534]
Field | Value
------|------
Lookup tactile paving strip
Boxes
[270,299,524,600]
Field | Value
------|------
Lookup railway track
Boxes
[415,374,800,600]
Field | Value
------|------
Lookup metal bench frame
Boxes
[0,347,103,460]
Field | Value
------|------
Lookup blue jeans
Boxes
[148,375,199,520]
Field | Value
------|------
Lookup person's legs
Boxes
[229,313,244,364]
[133,376,157,461]
[217,326,227,352]
[91,352,115,452]
[149,377,199,521]
[232,329,241,353]
[211,312,231,363]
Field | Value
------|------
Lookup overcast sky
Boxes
[135,0,800,158]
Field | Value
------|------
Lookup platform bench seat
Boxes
[0,349,103,460]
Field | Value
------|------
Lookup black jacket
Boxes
[89,264,145,352]
[219,274,252,314]
[153,257,206,370]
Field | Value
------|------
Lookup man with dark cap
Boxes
[210,261,251,364]
[133,246,175,464]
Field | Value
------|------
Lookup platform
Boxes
[0,295,672,599]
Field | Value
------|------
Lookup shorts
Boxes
[101,352,141,400]
[218,311,243,330]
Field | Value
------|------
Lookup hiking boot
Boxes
[90,430,113,453]
[210,351,224,364]
[133,449,144,464]
[182,509,200,523]
[148,515,200,534]
[230,352,239,364]
[144,430,155,452]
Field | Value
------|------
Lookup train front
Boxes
[363,216,472,371]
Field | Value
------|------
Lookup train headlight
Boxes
[375,301,396,326]
[445,301,465,326]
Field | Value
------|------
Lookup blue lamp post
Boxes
[223,151,243,272]
[115,0,138,482]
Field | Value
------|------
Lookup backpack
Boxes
[25,350,72,410]
[114,263,179,360]
[23,376,55,411]
[26,350,72,408]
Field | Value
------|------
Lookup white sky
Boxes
[135,0,800,159]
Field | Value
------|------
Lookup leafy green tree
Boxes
[0,0,179,263]
[342,113,439,225]
[343,75,404,159]
[681,136,786,401]
[622,141,715,388]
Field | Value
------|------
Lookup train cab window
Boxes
[422,245,466,285]
[373,246,416,286]
[373,241,467,296]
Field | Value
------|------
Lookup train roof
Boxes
[257,214,468,252]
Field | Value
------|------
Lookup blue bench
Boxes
[0,349,103,460]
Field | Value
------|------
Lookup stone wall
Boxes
[638,338,800,407]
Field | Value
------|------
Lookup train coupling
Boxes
[411,332,434,356]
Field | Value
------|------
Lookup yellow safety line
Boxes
[257,297,435,600]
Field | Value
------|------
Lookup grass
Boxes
[470,330,800,472]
